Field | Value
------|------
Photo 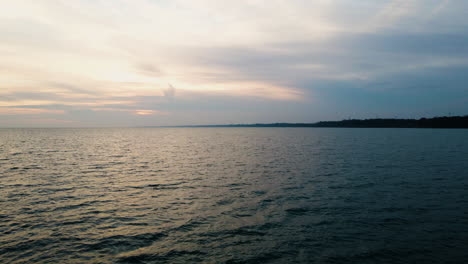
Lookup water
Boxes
[1,128,468,264]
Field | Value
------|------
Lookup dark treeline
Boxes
[313,115,468,128]
[173,115,468,128]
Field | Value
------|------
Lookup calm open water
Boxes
[1,128,468,263]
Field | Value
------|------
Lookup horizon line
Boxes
[1,114,466,129]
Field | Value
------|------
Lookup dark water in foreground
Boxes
[1,128,468,263]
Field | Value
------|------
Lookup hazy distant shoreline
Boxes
[150,115,468,129]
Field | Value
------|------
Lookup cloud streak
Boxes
[0,108,65,115]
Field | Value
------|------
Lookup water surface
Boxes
[1,128,468,263]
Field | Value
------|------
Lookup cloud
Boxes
[91,107,165,116]
[163,84,176,98]
[136,63,163,77]
[0,107,65,115]
[1,0,468,126]
[134,110,161,116]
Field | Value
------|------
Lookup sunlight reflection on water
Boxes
[1,128,468,263]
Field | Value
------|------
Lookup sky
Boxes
[1,0,468,127]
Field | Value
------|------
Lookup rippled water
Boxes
[1,128,468,263]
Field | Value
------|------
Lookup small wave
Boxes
[51,200,108,212]
[252,190,267,196]
[226,250,284,264]
[174,219,205,232]
[225,183,251,187]
[285,207,312,216]
[282,185,304,191]
[202,227,267,238]
[116,250,206,263]
[216,199,234,206]
[82,232,166,254]
[147,182,188,190]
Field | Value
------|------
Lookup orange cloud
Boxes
[91,108,164,116]
[134,110,158,115]
[0,108,65,115]
[26,118,78,124]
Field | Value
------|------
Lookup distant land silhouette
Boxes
[153,115,468,128]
